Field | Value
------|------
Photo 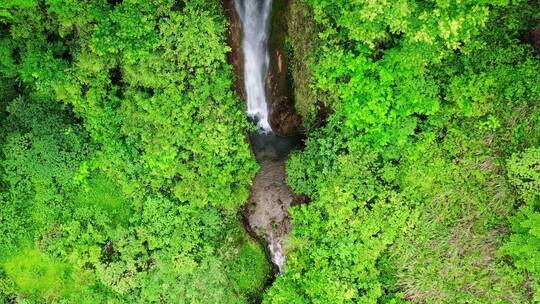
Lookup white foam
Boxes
[234,0,273,132]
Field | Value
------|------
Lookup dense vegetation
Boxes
[0,0,271,302]
[1,0,539,303]
[266,0,540,303]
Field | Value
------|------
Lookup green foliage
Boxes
[500,148,540,302]
[1,0,539,302]
[58,0,257,210]
[272,0,540,302]
[0,97,93,249]
[75,173,131,226]
[286,0,320,128]
[0,0,266,302]
[507,148,540,202]
[228,241,272,300]
[501,203,540,302]
[3,249,72,300]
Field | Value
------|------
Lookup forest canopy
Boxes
[267,0,540,303]
[1,0,270,302]
[1,0,539,303]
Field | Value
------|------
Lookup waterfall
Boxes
[234,0,273,132]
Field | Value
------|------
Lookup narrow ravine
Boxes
[231,0,302,273]
[247,133,301,272]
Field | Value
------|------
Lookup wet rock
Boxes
[8,297,21,304]
[292,194,310,206]
[269,94,302,137]
[247,159,294,272]
[522,23,540,52]
[266,0,301,137]
[222,0,245,99]
[314,101,332,129]
[248,131,302,162]
[103,241,114,256]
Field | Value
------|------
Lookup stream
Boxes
[233,0,300,273]
[247,132,300,272]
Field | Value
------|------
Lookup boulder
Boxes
[522,23,540,52]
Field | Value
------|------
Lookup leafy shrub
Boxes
[501,147,540,302]
[228,241,272,300]
[507,148,540,202]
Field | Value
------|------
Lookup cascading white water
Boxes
[235,0,295,274]
[234,0,273,132]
